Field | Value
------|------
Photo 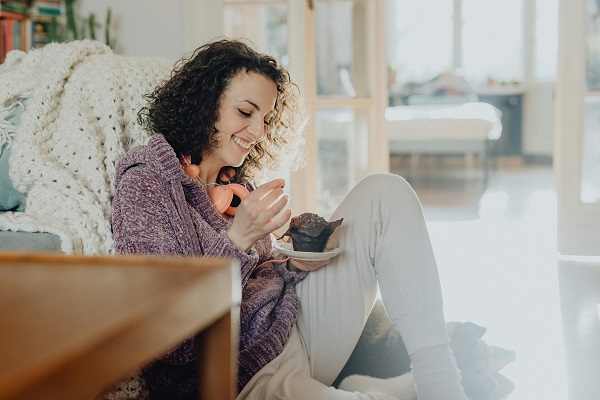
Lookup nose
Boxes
[247,117,265,142]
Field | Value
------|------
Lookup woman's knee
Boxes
[355,173,422,210]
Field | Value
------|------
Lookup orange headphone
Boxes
[206,183,249,216]
[181,156,249,217]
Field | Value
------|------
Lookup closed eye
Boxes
[239,110,251,117]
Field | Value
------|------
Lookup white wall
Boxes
[79,0,185,61]
[78,0,224,61]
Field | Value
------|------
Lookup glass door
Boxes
[555,0,600,256]
[309,0,388,218]
[223,1,289,67]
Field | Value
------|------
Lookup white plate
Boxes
[275,242,341,261]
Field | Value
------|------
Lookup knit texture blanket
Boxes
[0,40,173,254]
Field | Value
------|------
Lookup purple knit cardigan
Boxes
[111,134,307,398]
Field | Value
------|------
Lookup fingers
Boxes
[243,179,287,217]
[271,207,292,231]
[252,189,289,227]
[325,236,338,250]
[246,179,290,231]
[324,224,341,250]
[251,178,286,200]
[230,178,291,247]
[259,187,288,213]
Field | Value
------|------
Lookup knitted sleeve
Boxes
[112,166,182,256]
[271,259,308,285]
[201,229,260,286]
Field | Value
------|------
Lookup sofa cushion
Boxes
[0,230,62,252]
[0,98,27,211]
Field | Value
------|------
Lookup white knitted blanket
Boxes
[0,40,173,254]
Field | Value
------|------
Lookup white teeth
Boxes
[233,137,252,150]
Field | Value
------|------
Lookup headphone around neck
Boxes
[207,182,249,217]
[181,157,249,217]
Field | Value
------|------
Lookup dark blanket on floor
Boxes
[333,299,517,399]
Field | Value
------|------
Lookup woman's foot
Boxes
[410,344,468,400]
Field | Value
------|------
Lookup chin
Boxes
[230,159,246,168]
[232,153,252,168]
[222,146,252,168]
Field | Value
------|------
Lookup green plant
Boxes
[63,0,114,48]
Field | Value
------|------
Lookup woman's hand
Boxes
[227,178,291,252]
[287,231,340,272]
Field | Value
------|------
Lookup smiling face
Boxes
[200,70,278,177]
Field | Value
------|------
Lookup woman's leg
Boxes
[237,327,399,400]
[295,173,467,399]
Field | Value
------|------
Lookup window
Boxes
[462,0,523,84]
[224,2,289,66]
[315,1,360,97]
[386,0,453,85]
[387,0,558,96]
[313,0,375,217]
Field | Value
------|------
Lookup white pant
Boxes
[237,173,450,400]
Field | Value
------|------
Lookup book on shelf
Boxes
[1,16,32,62]
[1,0,69,63]
[0,1,30,16]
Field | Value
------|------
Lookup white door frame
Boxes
[554,0,600,256]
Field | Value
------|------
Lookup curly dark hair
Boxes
[138,39,306,184]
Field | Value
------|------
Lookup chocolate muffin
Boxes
[281,212,343,252]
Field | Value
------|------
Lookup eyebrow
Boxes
[238,100,261,111]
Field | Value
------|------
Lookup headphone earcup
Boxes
[208,185,233,214]
[208,183,249,217]
[225,183,249,216]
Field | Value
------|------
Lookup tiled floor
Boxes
[392,157,600,400]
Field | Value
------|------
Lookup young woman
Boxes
[111,39,468,400]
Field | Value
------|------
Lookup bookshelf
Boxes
[0,0,62,63]
[0,6,30,62]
